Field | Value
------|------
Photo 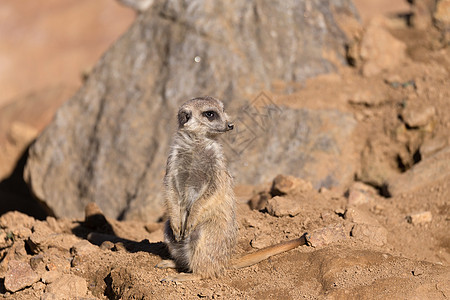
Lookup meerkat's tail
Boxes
[231,234,308,269]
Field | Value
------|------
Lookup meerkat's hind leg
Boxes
[160,273,203,282]
[155,259,177,269]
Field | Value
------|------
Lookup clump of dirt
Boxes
[0,169,449,299]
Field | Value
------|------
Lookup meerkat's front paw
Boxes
[155,259,176,269]
[182,221,195,238]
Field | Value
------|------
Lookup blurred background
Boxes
[0,0,413,184]
[0,0,134,180]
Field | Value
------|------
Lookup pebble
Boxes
[401,103,435,128]
[70,240,98,256]
[406,211,432,225]
[271,174,312,196]
[265,196,302,217]
[4,260,40,292]
[41,270,62,284]
[100,240,115,251]
[360,17,406,76]
[344,207,380,226]
[347,182,376,206]
[248,191,271,210]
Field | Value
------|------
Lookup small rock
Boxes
[113,242,127,252]
[70,240,98,256]
[9,226,32,239]
[4,260,40,292]
[29,254,45,271]
[401,103,435,128]
[32,281,46,292]
[41,270,62,284]
[11,240,28,258]
[28,221,55,253]
[28,221,80,252]
[45,250,71,273]
[248,191,272,210]
[306,224,347,248]
[360,17,407,77]
[351,224,387,246]
[406,211,432,225]
[344,207,380,226]
[265,196,302,217]
[100,240,115,251]
[359,139,398,188]
[0,211,36,229]
[71,256,82,268]
[250,234,273,249]
[271,174,313,196]
[45,274,88,298]
[434,0,450,30]
[347,182,376,206]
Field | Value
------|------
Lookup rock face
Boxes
[24,0,359,221]
[227,107,357,189]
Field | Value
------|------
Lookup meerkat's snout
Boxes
[227,122,234,131]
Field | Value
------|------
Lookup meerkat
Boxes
[156,96,307,282]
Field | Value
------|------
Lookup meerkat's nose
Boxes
[227,122,234,131]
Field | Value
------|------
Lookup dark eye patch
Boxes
[202,110,218,121]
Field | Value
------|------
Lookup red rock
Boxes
[344,207,380,226]
[401,103,436,128]
[271,174,313,196]
[406,211,432,225]
[360,18,407,76]
[347,182,377,206]
[265,196,302,217]
[4,260,40,292]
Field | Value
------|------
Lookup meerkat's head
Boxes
[177,96,234,138]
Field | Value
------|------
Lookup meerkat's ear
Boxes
[178,109,192,127]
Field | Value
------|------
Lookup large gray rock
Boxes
[24,0,359,221]
[225,105,357,188]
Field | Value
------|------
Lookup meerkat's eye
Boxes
[203,111,217,121]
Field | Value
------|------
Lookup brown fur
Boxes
[156,96,306,282]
